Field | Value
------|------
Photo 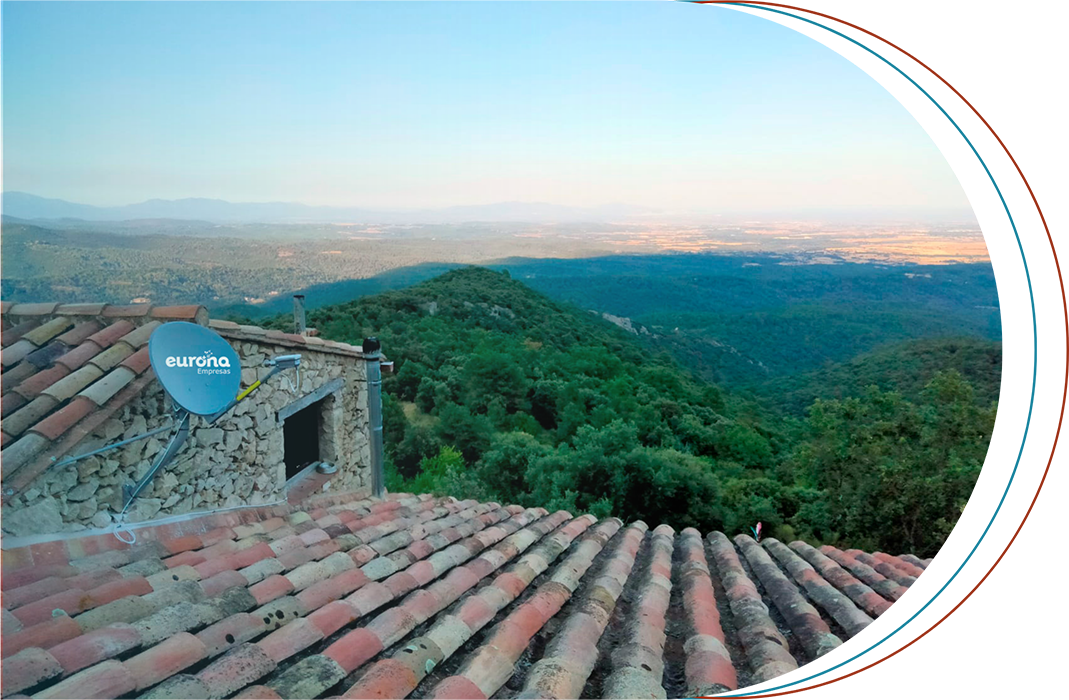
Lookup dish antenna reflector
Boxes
[148,322,242,416]
[51,321,301,542]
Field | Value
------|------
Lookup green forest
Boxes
[253,266,998,557]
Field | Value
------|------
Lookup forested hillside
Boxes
[499,254,1001,386]
[243,252,1002,389]
[257,267,997,557]
[750,335,1002,414]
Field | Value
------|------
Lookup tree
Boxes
[400,446,490,502]
[473,431,549,504]
[790,371,993,556]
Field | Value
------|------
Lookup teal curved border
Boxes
[679,2,1039,696]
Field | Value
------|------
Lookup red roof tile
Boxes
[0,646,63,696]
[13,365,71,399]
[12,588,93,627]
[49,625,142,675]
[114,346,150,376]
[123,632,207,690]
[33,659,136,699]
[0,616,83,660]
[151,305,208,323]
[2,392,28,417]
[86,320,136,348]
[0,491,931,698]
[54,340,104,371]
[2,320,41,347]
[265,330,306,345]
[54,320,104,346]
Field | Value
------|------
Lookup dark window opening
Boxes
[283,398,323,480]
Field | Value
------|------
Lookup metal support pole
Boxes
[363,337,385,499]
[293,294,307,335]
[121,410,191,510]
[49,423,175,470]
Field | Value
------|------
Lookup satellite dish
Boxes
[148,322,242,416]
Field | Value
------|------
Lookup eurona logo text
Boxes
[165,349,232,376]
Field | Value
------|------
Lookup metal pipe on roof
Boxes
[293,294,307,335]
[363,336,385,499]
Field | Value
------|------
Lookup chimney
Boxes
[293,294,306,335]
[362,337,385,499]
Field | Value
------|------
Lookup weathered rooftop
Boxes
[0,490,929,699]
[0,301,367,502]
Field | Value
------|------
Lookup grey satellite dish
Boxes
[148,321,242,416]
[51,321,301,540]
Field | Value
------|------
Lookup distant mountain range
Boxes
[1,191,655,224]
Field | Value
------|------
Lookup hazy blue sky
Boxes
[2,1,970,216]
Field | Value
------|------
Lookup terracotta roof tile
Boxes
[41,364,105,402]
[2,320,41,347]
[79,367,136,406]
[55,320,105,346]
[3,395,61,437]
[7,302,59,316]
[101,304,153,318]
[0,646,63,695]
[21,317,74,347]
[0,432,50,477]
[118,320,160,348]
[87,343,135,372]
[0,491,928,699]
[55,341,104,372]
[2,361,39,390]
[2,392,28,417]
[2,339,38,367]
[86,320,137,348]
[120,347,152,375]
[123,631,207,689]
[13,365,72,400]
[0,616,82,660]
[55,303,108,316]
[48,625,142,675]
[30,396,97,441]
[33,659,137,699]
[151,305,208,324]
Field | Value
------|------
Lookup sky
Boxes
[1,1,971,218]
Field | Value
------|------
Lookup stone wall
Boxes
[3,340,371,536]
